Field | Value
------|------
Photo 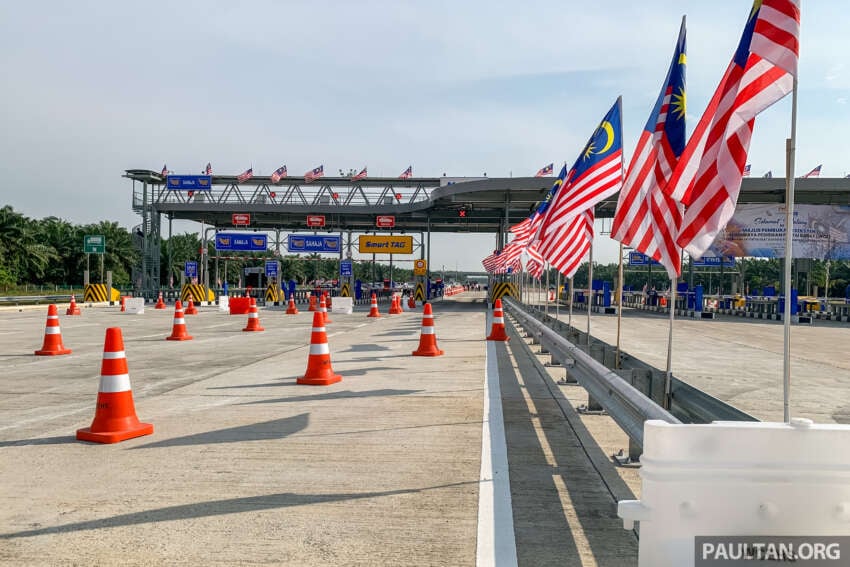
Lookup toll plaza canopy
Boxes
[125,169,850,234]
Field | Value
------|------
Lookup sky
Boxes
[1,1,846,271]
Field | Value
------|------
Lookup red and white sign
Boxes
[232,213,251,226]
[375,215,396,228]
[306,215,326,228]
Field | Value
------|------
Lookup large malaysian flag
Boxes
[664,0,800,260]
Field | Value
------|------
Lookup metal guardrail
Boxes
[504,298,681,447]
[0,295,75,305]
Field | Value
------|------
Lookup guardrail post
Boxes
[586,394,604,412]
[628,437,642,463]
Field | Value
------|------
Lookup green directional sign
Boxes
[83,235,106,254]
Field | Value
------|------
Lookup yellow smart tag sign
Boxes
[413,259,427,275]
[358,235,413,255]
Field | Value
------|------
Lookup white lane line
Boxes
[477,339,518,567]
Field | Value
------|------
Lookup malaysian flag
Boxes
[537,98,623,275]
[482,250,501,273]
[764,170,773,178]
[664,0,800,259]
[535,163,554,177]
[351,167,367,181]
[525,164,569,242]
[270,165,287,184]
[743,164,752,176]
[305,165,324,182]
[801,164,821,178]
[205,162,212,175]
[399,166,413,179]
[161,164,168,177]
[237,167,253,183]
[611,18,686,279]
[526,242,545,279]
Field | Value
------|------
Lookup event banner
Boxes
[707,204,850,259]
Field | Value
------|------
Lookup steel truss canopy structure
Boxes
[125,169,850,233]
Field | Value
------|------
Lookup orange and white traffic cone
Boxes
[389,295,402,314]
[76,327,153,444]
[35,304,72,356]
[185,297,198,315]
[285,295,299,315]
[120,296,126,312]
[308,295,317,312]
[319,296,332,324]
[366,293,381,318]
[297,311,342,386]
[66,294,81,315]
[412,303,444,356]
[324,292,332,310]
[408,295,416,309]
[154,292,166,309]
[243,297,265,332]
[166,300,193,341]
[486,298,510,342]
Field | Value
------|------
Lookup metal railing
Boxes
[504,298,681,447]
[504,299,760,455]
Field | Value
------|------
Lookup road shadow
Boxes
[241,388,421,405]
[338,343,392,353]
[129,413,309,449]
[0,480,477,539]
[0,435,77,448]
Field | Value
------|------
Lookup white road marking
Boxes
[477,339,518,567]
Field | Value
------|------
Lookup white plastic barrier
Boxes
[123,297,145,314]
[218,295,229,312]
[330,297,353,315]
[618,419,850,566]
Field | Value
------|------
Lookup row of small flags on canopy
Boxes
[159,164,415,183]
[484,0,801,282]
[742,164,826,178]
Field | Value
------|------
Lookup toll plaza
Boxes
[1,172,849,565]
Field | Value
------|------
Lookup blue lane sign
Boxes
[340,260,353,277]
[184,261,198,278]
[628,251,661,266]
[215,233,268,251]
[265,260,278,278]
[287,234,341,253]
[693,256,736,267]
[166,175,213,190]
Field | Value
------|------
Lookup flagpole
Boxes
[664,276,677,410]
[556,270,561,321]
[545,263,550,317]
[782,76,799,423]
[616,243,624,369]
[586,241,593,344]
[568,277,574,328]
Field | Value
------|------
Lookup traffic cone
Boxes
[120,296,126,312]
[286,296,299,315]
[319,296,332,324]
[154,292,166,309]
[408,295,416,309]
[76,327,153,444]
[366,293,381,318]
[486,298,510,342]
[185,297,198,315]
[66,294,81,315]
[308,295,317,312]
[389,295,402,314]
[324,292,332,310]
[412,303,444,356]
[35,304,72,356]
[166,300,193,341]
[243,297,265,332]
[297,311,342,386]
